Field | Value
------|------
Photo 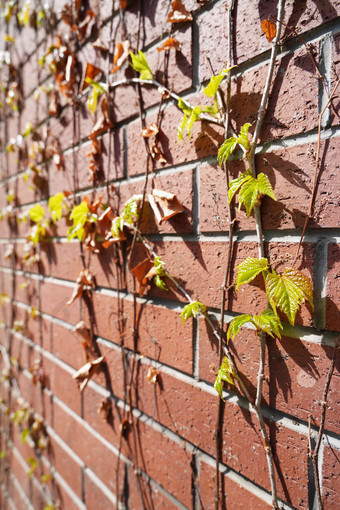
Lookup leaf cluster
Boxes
[228,170,277,217]
[218,123,251,166]
[129,50,153,81]
[214,357,235,399]
[180,301,207,324]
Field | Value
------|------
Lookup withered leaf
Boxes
[97,207,126,247]
[67,269,95,305]
[75,9,95,42]
[90,96,114,139]
[72,356,104,392]
[112,40,131,73]
[80,62,103,93]
[147,366,159,384]
[48,89,60,117]
[158,87,170,99]
[131,258,154,296]
[148,189,184,224]
[120,0,128,9]
[97,398,111,421]
[157,37,181,52]
[92,38,108,52]
[86,138,103,182]
[167,0,193,23]
[74,321,92,347]
[141,122,159,138]
[150,143,167,164]
[30,359,46,387]
[261,19,277,42]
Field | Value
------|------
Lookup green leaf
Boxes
[218,137,238,166]
[0,451,6,459]
[41,474,52,484]
[237,122,251,150]
[29,223,46,245]
[86,79,106,115]
[265,268,313,326]
[129,50,153,80]
[238,172,276,217]
[252,309,283,339]
[27,457,37,478]
[227,314,253,341]
[236,257,268,290]
[228,170,252,203]
[177,104,201,141]
[177,97,192,116]
[21,428,30,443]
[178,113,188,142]
[154,275,168,291]
[67,201,90,242]
[180,301,207,324]
[214,357,235,399]
[48,192,66,222]
[203,66,235,98]
[29,204,45,223]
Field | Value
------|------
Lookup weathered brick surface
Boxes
[1,2,339,509]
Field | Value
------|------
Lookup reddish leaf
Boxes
[90,96,114,139]
[97,398,111,421]
[112,40,131,73]
[48,89,60,117]
[148,189,184,224]
[72,356,104,392]
[30,359,46,387]
[131,258,154,296]
[120,0,128,9]
[167,0,193,23]
[80,62,103,93]
[86,138,103,182]
[141,122,159,138]
[157,37,181,52]
[261,19,277,42]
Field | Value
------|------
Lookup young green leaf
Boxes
[218,123,252,166]
[214,357,235,399]
[129,50,153,80]
[228,170,252,203]
[29,204,45,223]
[27,457,37,478]
[203,66,235,98]
[236,257,269,290]
[20,428,30,443]
[237,172,276,217]
[86,79,106,115]
[237,122,251,151]
[154,274,168,290]
[251,309,283,339]
[180,301,207,324]
[177,101,201,141]
[0,451,6,459]
[265,268,313,325]
[29,223,46,245]
[178,97,193,116]
[48,192,67,222]
[67,201,92,242]
[227,314,253,341]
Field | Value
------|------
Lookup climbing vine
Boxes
[0,1,339,510]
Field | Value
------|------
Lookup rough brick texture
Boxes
[0,1,339,510]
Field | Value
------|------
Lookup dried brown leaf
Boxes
[157,37,181,52]
[72,356,104,392]
[150,143,167,164]
[158,87,170,99]
[148,189,184,224]
[141,122,159,138]
[90,96,114,139]
[67,269,95,306]
[112,40,131,73]
[261,19,277,42]
[74,321,92,347]
[131,258,154,296]
[48,89,60,117]
[97,398,111,421]
[167,0,193,23]
[92,38,108,52]
[30,359,46,387]
[146,366,159,384]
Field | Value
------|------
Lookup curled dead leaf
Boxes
[141,122,159,138]
[90,96,114,139]
[67,269,95,306]
[80,62,103,93]
[112,40,131,73]
[261,19,277,42]
[157,37,181,52]
[150,143,167,164]
[30,359,46,387]
[92,38,108,52]
[72,356,104,392]
[131,258,154,296]
[74,321,92,347]
[167,0,193,23]
[147,366,159,384]
[148,189,184,224]
[48,89,60,117]
[97,398,111,421]
[86,138,103,183]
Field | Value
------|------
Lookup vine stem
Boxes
[292,79,340,265]
[106,76,222,125]
[310,336,339,510]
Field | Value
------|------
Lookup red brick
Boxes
[199,320,340,434]
[84,470,117,509]
[198,0,340,79]
[323,444,340,510]
[200,138,340,232]
[129,473,181,510]
[39,279,84,325]
[326,243,340,332]
[199,460,272,510]
[127,103,224,176]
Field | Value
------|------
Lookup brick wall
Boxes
[0,1,339,509]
